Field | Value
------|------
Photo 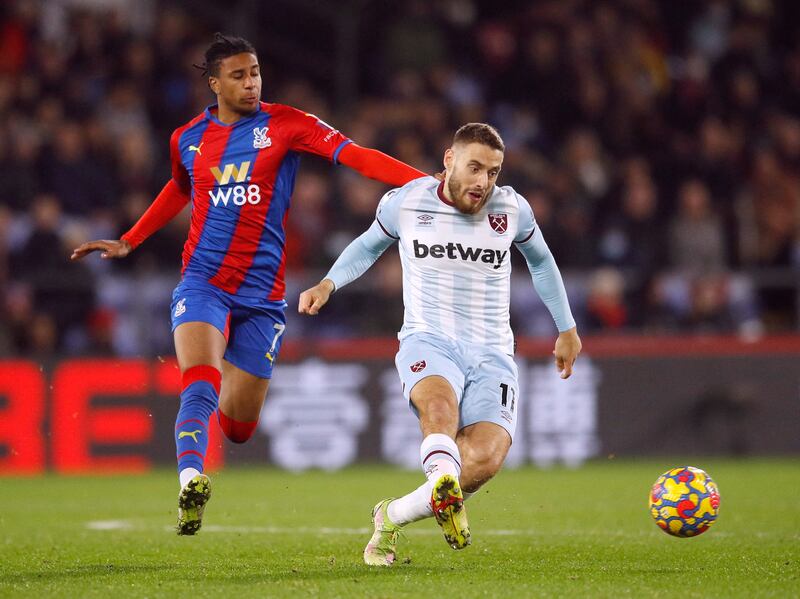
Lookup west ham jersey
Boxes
[376,177,536,354]
[170,102,351,300]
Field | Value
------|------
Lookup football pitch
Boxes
[1,459,797,598]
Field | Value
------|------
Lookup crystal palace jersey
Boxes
[170,102,351,300]
[376,177,533,354]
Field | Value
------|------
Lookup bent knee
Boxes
[217,410,258,444]
[413,392,458,423]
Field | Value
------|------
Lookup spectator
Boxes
[1,0,799,355]
[669,179,727,274]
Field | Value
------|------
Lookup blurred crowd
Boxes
[0,0,799,357]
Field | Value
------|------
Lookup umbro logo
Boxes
[417,214,434,227]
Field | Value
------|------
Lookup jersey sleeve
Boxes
[169,127,191,192]
[336,143,427,187]
[514,205,576,333]
[374,188,403,239]
[324,221,396,291]
[513,192,537,244]
[280,106,352,163]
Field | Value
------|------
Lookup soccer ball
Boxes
[649,466,720,537]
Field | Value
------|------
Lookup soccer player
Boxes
[298,123,582,565]
[71,33,426,535]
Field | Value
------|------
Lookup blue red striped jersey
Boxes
[171,102,352,300]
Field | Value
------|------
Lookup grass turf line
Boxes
[0,459,798,598]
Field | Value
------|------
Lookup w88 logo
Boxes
[209,184,262,207]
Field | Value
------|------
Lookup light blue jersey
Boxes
[326,176,575,354]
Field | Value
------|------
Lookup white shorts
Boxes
[395,331,520,440]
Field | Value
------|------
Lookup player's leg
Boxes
[456,422,512,493]
[410,376,471,550]
[217,361,269,443]
[455,346,519,494]
[364,334,468,565]
[173,320,227,535]
[170,281,231,535]
[216,301,285,443]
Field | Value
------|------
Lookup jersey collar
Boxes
[204,102,264,127]
[436,181,456,207]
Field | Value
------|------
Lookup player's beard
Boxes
[447,173,490,214]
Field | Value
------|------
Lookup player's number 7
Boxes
[268,324,286,355]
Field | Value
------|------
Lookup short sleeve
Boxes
[279,105,352,163]
[375,188,402,239]
[513,193,537,244]
[169,128,191,192]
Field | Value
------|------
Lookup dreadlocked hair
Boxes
[193,32,257,77]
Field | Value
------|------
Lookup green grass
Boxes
[0,459,798,598]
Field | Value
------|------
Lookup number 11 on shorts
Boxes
[500,382,516,412]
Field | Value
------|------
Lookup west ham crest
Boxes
[488,213,508,234]
[410,360,427,373]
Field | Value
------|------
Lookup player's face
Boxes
[210,52,261,114]
[443,142,504,214]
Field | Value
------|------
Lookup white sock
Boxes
[179,467,201,488]
[463,491,475,501]
[420,433,462,482]
[387,481,434,526]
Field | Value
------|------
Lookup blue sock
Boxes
[175,380,218,474]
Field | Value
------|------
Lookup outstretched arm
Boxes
[516,231,582,378]
[336,143,426,187]
[70,179,189,260]
[120,179,190,249]
[278,107,426,186]
[298,220,396,315]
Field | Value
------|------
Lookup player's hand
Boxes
[553,327,582,379]
[70,239,132,261]
[298,279,335,315]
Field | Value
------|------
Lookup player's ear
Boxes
[208,77,220,94]
[444,147,454,171]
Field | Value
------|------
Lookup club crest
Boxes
[488,213,508,234]
[410,360,427,373]
[174,298,186,318]
[253,126,271,149]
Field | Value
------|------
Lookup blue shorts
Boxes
[170,277,287,379]
[395,331,520,440]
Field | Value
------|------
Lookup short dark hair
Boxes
[197,32,257,77]
[453,123,505,153]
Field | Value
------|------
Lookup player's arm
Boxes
[514,200,581,378]
[300,187,402,314]
[71,129,191,261]
[336,143,426,187]
[298,219,396,315]
[281,106,426,186]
